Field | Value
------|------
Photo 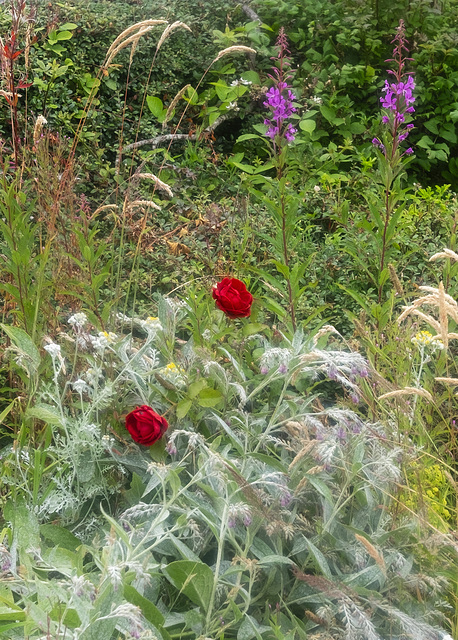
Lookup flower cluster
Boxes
[411,330,444,351]
[373,20,415,157]
[263,28,297,144]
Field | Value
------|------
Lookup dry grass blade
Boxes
[438,282,448,349]
[128,200,161,211]
[162,84,191,129]
[435,377,458,386]
[378,387,433,402]
[33,115,47,144]
[405,310,441,333]
[429,248,458,262]
[92,204,119,216]
[106,27,160,66]
[213,45,257,62]
[354,534,386,574]
[156,21,191,52]
[419,285,457,306]
[106,20,167,58]
[388,263,404,296]
[133,173,173,198]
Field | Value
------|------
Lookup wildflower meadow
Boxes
[0,0,457,639]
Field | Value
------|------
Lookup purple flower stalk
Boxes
[264,28,297,146]
[373,20,415,158]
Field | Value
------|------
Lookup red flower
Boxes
[212,277,253,319]
[125,405,168,446]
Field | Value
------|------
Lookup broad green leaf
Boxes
[242,322,267,337]
[0,607,26,622]
[230,161,255,174]
[163,560,214,611]
[26,406,62,425]
[236,134,262,142]
[55,30,73,40]
[304,538,333,579]
[40,525,81,551]
[1,324,40,369]
[299,119,316,133]
[176,398,193,419]
[146,96,166,121]
[49,607,80,628]
[124,585,164,627]
[188,379,207,399]
[241,70,261,84]
[197,388,223,407]
[59,23,77,30]
[0,401,15,425]
[4,497,40,554]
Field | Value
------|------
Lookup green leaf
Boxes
[299,119,316,133]
[236,133,262,142]
[0,400,15,425]
[146,96,165,119]
[4,497,40,554]
[55,30,73,40]
[49,607,80,628]
[40,525,81,551]
[230,161,255,174]
[304,537,333,579]
[252,123,268,134]
[241,70,260,84]
[242,323,267,337]
[163,560,214,611]
[26,405,62,425]
[188,379,207,399]
[59,23,77,30]
[198,388,223,407]
[1,324,40,369]
[176,398,193,419]
[124,585,164,627]
[0,608,26,622]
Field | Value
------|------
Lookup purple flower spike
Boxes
[264,28,297,146]
[377,20,415,158]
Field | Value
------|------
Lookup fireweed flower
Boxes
[263,28,297,146]
[372,20,415,158]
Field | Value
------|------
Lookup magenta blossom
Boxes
[373,20,415,157]
[263,28,297,145]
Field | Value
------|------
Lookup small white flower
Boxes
[312,95,322,104]
[44,343,61,357]
[90,331,117,351]
[226,101,239,110]
[68,312,88,328]
[313,185,321,193]
[72,379,89,394]
[230,80,240,87]
[240,78,252,85]
[138,316,162,332]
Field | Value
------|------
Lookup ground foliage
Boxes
[0,0,457,639]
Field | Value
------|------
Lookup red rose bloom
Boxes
[125,405,168,446]
[212,277,253,319]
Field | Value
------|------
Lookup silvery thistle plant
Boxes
[2,301,456,639]
[370,20,416,312]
